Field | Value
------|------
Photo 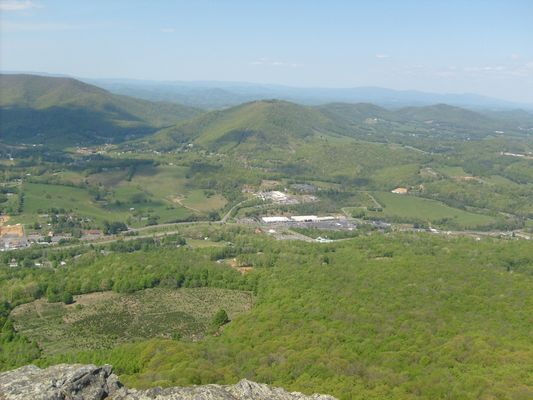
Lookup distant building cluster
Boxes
[256,190,300,205]
[262,215,336,223]
[0,223,28,251]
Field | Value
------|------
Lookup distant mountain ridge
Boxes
[1,74,532,150]
[84,78,533,111]
[0,74,201,146]
[141,99,531,154]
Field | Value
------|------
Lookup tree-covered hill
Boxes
[141,99,531,154]
[316,102,392,124]
[143,99,349,152]
[0,74,201,146]
[317,102,530,141]
[393,104,498,128]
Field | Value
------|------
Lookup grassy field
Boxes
[89,165,226,216]
[369,192,497,229]
[436,166,468,177]
[12,172,220,227]
[12,182,188,227]
[11,287,253,355]
[371,163,420,187]
[180,189,227,212]
[129,165,188,199]
[13,182,131,225]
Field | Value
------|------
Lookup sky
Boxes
[1,0,532,103]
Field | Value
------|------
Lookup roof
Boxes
[291,215,318,222]
[262,216,290,223]
[391,187,408,194]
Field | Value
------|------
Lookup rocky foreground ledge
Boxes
[0,364,337,400]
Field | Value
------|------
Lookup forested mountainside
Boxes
[0,74,200,146]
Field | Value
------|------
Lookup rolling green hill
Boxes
[0,74,201,146]
[143,99,528,155]
[393,104,497,128]
[316,102,391,124]
[145,99,348,152]
[317,102,524,141]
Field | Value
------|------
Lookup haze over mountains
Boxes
[84,78,533,111]
[1,74,532,150]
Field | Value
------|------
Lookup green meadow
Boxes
[369,192,497,229]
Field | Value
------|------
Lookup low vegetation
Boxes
[11,287,253,355]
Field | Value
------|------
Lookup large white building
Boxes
[262,216,291,223]
[291,215,318,222]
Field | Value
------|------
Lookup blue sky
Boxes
[1,0,532,102]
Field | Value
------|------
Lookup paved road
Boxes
[129,198,249,234]
[42,199,252,251]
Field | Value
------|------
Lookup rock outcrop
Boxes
[0,364,337,400]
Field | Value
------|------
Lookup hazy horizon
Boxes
[1,0,532,103]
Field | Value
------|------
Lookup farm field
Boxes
[125,165,189,199]
[180,189,227,212]
[12,180,197,228]
[435,166,469,178]
[369,191,497,229]
[13,165,228,229]
[11,287,253,355]
[13,182,131,225]
[371,163,420,187]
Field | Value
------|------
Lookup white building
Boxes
[291,215,318,222]
[262,216,291,223]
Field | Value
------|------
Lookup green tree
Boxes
[211,309,229,328]
[62,292,74,305]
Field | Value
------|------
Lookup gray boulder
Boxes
[0,364,337,400]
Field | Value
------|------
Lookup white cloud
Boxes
[160,27,175,33]
[0,0,41,11]
[375,54,390,59]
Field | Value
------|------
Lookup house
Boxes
[27,234,45,243]
[81,229,103,240]
[391,187,408,194]
[51,234,72,243]
[257,191,299,205]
